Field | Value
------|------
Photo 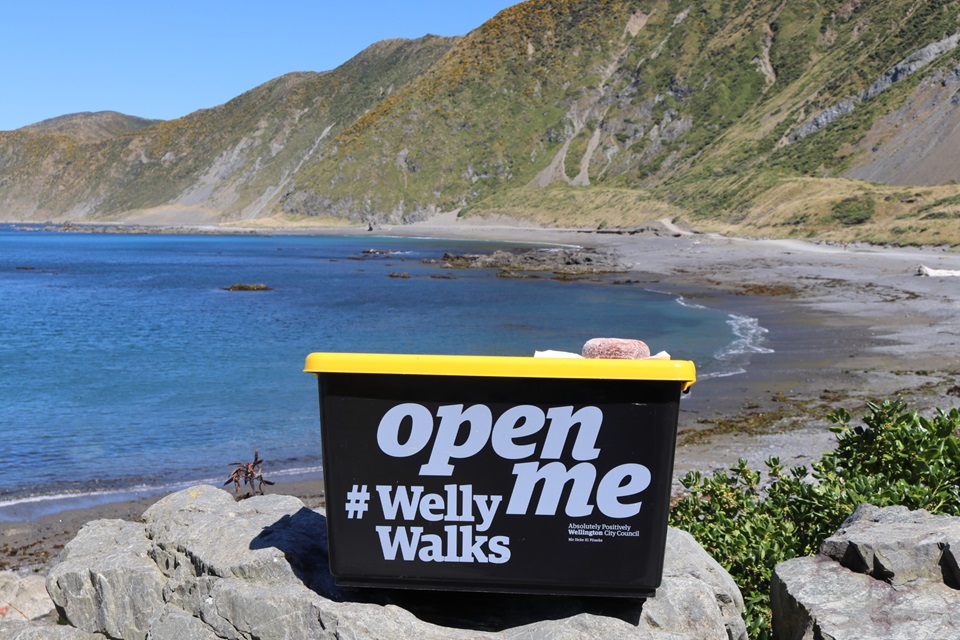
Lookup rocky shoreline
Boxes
[6,486,960,639]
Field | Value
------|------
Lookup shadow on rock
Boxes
[249,507,343,600]
[251,508,644,631]
[359,589,644,631]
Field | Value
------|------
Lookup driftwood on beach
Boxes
[916,264,960,276]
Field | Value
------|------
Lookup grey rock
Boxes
[652,528,745,639]
[0,621,106,639]
[145,605,221,640]
[38,485,745,639]
[440,247,625,274]
[788,98,859,142]
[820,503,960,586]
[0,571,54,622]
[143,485,339,603]
[772,504,960,639]
[790,33,960,142]
[143,487,318,586]
[864,34,960,101]
[198,579,334,640]
[46,519,166,640]
[943,62,960,87]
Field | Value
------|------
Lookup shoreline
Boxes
[3,216,960,573]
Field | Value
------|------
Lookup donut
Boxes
[581,338,651,359]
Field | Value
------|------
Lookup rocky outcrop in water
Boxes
[439,247,625,274]
[1,485,746,640]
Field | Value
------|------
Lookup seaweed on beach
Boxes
[225,449,275,497]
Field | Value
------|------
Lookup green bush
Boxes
[669,399,960,639]
[831,196,875,225]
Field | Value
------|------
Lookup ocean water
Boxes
[0,227,770,519]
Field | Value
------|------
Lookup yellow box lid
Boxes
[304,352,696,391]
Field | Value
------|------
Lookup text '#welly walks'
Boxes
[340,402,652,565]
[311,356,692,596]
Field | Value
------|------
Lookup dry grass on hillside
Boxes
[465,186,685,229]
[466,180,960,247]
[699,178,960,246]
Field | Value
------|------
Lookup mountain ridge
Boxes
[2,0,960,245]
[17,111,162,143]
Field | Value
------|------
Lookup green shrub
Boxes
[920,211,960,221]
[831,196,875,225]
[917,194,960,215]
[670,399,960,639]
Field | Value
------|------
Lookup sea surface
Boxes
[0,226,771,520]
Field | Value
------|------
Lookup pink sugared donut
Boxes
[581,338,651,359]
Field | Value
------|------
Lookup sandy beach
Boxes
[4,215,960,574]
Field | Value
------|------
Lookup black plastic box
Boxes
[305,353,696,598]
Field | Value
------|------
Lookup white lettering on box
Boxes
[507,461,596,517]
[377,404,433,457]
[542,406,602,460]
[373,403,652,521]
[375,524,511,563]
[596,464,650,518]
[420,404,493,475]
[377,403,606,475]
[491,405,544,459]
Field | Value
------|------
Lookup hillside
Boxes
[0,35,456,222]
[2,0,960,245]
[19,112,161,144]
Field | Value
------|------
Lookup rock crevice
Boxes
[772,504,960,639]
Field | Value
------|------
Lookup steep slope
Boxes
[844,63,960,186]
[280,0,960,243]
[282,0,647,222]
[0,35,456,222]
[651,0,960,243]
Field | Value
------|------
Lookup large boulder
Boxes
[0,571,54,623]
[46,520,166,640]
[6,485,746,639]
[772,504,960,639]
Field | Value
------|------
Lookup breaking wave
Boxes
[675,297,773,380]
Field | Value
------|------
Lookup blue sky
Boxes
[0,0,519,131]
